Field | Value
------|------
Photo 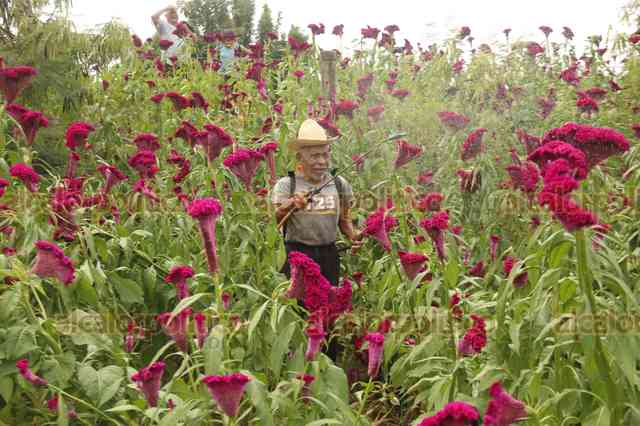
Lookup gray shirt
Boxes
[157,20,184,61]
[271,173,354,246]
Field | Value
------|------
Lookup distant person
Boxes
[151,4,194,62]
[219,31,239,75]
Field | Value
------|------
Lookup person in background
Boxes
[151,4,194,62]
[219,31,239,75]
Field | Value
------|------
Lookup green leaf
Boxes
[106,404,144,413]
[78,364,124,407]
[5,325,38,359]
[269,321,295,380]
[246,378,274,426]
[41,352,76,388]
[248,301,270,342]
[170,293,212,320]
[57,393,69,426]
[0,377,13,404]
[111,274,144,306]
[443,257,460,288]
[0,288,19,322]
[203,325,224,375]
[324,365,349,404]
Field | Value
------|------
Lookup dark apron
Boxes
[280,241,340,286]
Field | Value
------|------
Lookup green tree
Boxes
[256,3,274,43]
[231,0,255,45]
[288,24,308,42]
[181,0,232,35]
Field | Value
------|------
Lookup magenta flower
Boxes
[292,69,305,81]
[528,141,588,180]
[128,150,159,179]
[124,320,144,353]
[258,141,278,185]
[537,192,597,231]
[287,35,312,57]
[165,92,191,111]
[297,373,315,402]
[458,315,487,356]
[357,73,374,99]
[0,178,8,197]
[391,88,410,100]
[194,312,209,349]
[16,359,47,386]
[361,25,380,39]
[417,192,444,212]
[489,235,501,261]
[539,25,553,37]
[332,24,344,37]
[365,332,384,378]
[469,261,486,278]
[417,401,480,426]
[515,128,541,154]
[0,66,37,103]
[335,99,359,119]
[97,164,128,195]
[576,95,599,115]
[420,211,449,261]
[203,373,250,418]
[133,179,160,203]
[305,325,326,361]
[150,92,165,104]
[540,159,579,195]
[133,133,161,152]
[526,42,544,56]
[165,265,194,300]
[459,26,471,38]
[167,150,191,183]
[461,128,487,161]
[452,59,465,74]
[562,26,575,40]
[367,104,385,122]
[307,23,325,36]
[484,381,528,426]
[131,361,165,407]
[5,104,49,146]
[437,111,470,131]
[362,207,397,251]
[159,39,174,51]
[503,256,528,287]
[132,34,143,47]
[398,251,428,281]
[156,308,192,352]
[559,63,580,86]
[223,148,264,191]
[632,124,640,140]
[506,161,540,194]
[188,198,223,274]
[286,251,319,299]
[10,163,39,192]
[199,124,234,162]
[394,140,423,169]
[32,240,75,285]
[222,291,231,310]
[65,122,95,151]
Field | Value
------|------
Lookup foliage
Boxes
[181,0,232,35]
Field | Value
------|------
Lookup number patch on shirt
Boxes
[305,195,337,212]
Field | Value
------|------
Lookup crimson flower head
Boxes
[629,33,640,44]
[194,312,209,349]
[459,26,471,39]
[609,80,622,92]
[526,42,544,56]
[452,59,465,74]
[585,87,607,101]
[159,39,174,50]
[133,132,161,152]
[632,124,640,140]
[506,161,540,194]
[10,163,39,192]
[458,314,486,356]
[150,92,165,104]
[174,120,198,146]
[461,128,487,161]
[367,104,385,122]
[133,179,159,203]
[288,35,312,57]
[361,25,380,39]
[503,256,528,287]
[0,66,37,103]
[157,308,192,352]
[132,34,143,47]
[165,265,194,300]
[258,141,278,184]
[223,148,264,190]
[201,124,234,162]
[417,170,434,186]
[562,26,575,40]
[537,192,597,231]
[539,25,553,37]
[576,95,599,115]
[172,21,190,38]
[384,24,400,34]
[131,361,165,407]
[541,159,579,195]
[128,150,159,179]
[317,113,341,137]
[362,207,397,251]
[305,325,326,360]
[16,359,48,387]
[503,28,512,37]
[5,104,49,146]
[165,92,192,111]
[365,332,385,377]
[516,128,541,154]
[97,164,127,194]
[190,92,209,111]
[484,381,528,425]
[307,23,325,36]
[398,251,429,281]
[417,192,444,212]
[469,261,486,278]
[437,111,470,131]
[188,198,223,274]
[527,141,588,180]
[560,63,580,86]
[357,73,374,99]
[332,24,344,37]
[394,140,423,169]
[391,88,410,100]
[65,122,95,151]
[292,69,305,80]
[202,373,251,418]
[32,240,75,285]
[335,99,359,119]
[0,178,9,197]
[417,401,480,426]
[420,211,449,261]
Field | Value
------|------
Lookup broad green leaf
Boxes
[269,321,295,380]
[204,325,224,375]
[248,300,269,342]
[246,379,274,426]
[0,377,13,404]
[111,274,144,306]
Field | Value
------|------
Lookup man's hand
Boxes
[290,192,309,210]
[350,232,364,253]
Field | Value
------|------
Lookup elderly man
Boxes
[272,119,362,286]
[151,4,193,62]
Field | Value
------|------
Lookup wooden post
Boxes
[319,49,337,103]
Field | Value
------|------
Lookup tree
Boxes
[231,0,255,45]
[256,3,274,43]
[288,24,308,42]
[181,0,232,35]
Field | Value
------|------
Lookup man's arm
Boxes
[152,5,174,29]
[274,193,307,224]
[339,205,363,247]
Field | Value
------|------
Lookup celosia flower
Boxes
[364,332,385,378]
[459,26,471,38]
[0,178,8,197]
[292,69,305,80]
[202,373,250,418]
[124,320,144,353]
[332,24,344,37]
[506,161,540,194]
[367,104,384,122]
[172,21,190,38]
[65,122,95,151]
[537,192,597,231]
[5,104,49,146]
[200,124,233,162]
[515,128,541,154]
[165,92,191,111]
[541,159,579,194]
[630,33,640,44]
[133,179,159,202]
[327,278,353,323]
[132,34,143,47]
[0,66,37,103]
[16,359,47,386]
[156,308,192,352]
[307,23,325,36]
[503,256,528,287]
[131,361,165,407]
[469,261,486,278]
[258,141,278,185]
[357,73,374,99]
[133,133,160,152]
[394,140,423,169]
[461,128,487,161]
[528,141,588,180]
[489,235,501,261]
[97,164,128,195]
[417,192,444,212]
[150,92,165,104]
[560,63,580,86]
[223,148,264,190]
[317,113,341,137]
[288,35,311,57]
[609,80,622,91]
[297,373,315,403]
[174,121,198,146]
[194,312,209,349]
[10,163,39,192]
[458,315,486,356]
[391,88,410,100]
[526,42,544,56]
[159,39,174,50]
[562,26,575,40]
[361,25,380,39]
[335,99,359,119]
[32,240,75,285]
[457,169,481,193]
[305,325,326,361]
[452,59,465,74]
[165,265,194,300]
[417,401,480,426]
[417,170,434,186]
[577,95,599,115]
[539,26,553,37]
[188,198,223,274]
[420,211,449,261]
[484,381,528,426]
[399,251,429,281]
[632,124,640,140]
[362,207,396,251]
[437,111,470,131]
[585,87,607,101]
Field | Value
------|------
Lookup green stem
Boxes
[47,385,122,426]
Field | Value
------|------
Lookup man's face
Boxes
[166,9,179,25]
[298,145,331,182]
[223,39,235,48]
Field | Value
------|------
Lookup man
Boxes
[219,31,238,75]
[272,119,363,286]
[151,4,193,62]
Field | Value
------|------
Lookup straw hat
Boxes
[288,119,338,151]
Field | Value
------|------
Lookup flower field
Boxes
[1,15,640,426]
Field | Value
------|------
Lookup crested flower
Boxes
[150,92,165,104]
[10,163,39,192]
[317,113,341,137]
[417,401,480,426]
[539,25,553,37]
[222,292,232,310]
[503,256,528,287]
[172,21,190,38]
[332,24,344,37]
[297,373,315,403]
[469,261,486,278]
[128,150,158,179]
[201,124,234,162]
[258,141,278,185]
[165,92,191,111]
[165,265,194,300]
[194,312,209,349]
[391,88,410,100]
[437,111,470,131]
[65,151,80,179]
[394,140,423,169]
[98,164,128,195]
[335,99,359,119]
[399,251,429,281]
[305,325,326,361]
[158,39,174,50]
[365,332,385,378]
[65,122,95,151]
[362,207,397,251]
[367,104,385,122]
[417,192,444,212]
[506,161,540,194]
[167,149,191,183]
[288,35,312,57]
[420,211,449,261]
[527,141,588,180]
[32,240,75,285]
[286,251,319,299]
[537,95,556,119]
[0,66,38,103]
[15,359,47,386]
[526,42,544,56]
[515,128,541,154]
[131,361,165,407]
[457,169,481,193]
[124,320,144,353]
[357,73,374,99]
[361,25,380,39]
[202,373,250,418]
[175,120,198,146]
[562,26,575,40]
[489,235,501,261]
[156,308,192,352]
[484,381,528,426]
[133,132,161,152]
[132,34,143,47]
[5,104,49,145]
[417,170,434,186]
[541,159,579,195]
[458,314,487,356]
[0,178,8,197]
[585,87,607,101]
[133,179,159,202]
[461,128,487,161]
[292,69,305,80]
[576,95,599,115]
[452,59,465,74]
[537,192,597,231]
[188,198,223,274]
[560,63,580,86]
[222,148,264,190]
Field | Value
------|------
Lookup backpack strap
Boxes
[330,169,346,216]
[283,171,296,238]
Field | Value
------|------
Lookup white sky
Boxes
[69,0,632,51]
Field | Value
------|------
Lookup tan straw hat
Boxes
[288,119,338,151]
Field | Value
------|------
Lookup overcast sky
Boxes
[69,0,632,52]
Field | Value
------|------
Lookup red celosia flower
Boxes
[124,320,144,353]
[361,25,380,39]
[65,122,95,151]
[292,69,305,80]
[398,251,429,281]
[132,179,159,202]
[469,261,486,278]
[157,308,192,352]
[489,235,501,261]
[420,211,449,261]
[515,128,541,154]
[365,332,384,377]
[188,198,223,274]
[560,63,580,86]
[384,24,400,34]
[452,59,465,74]
[202,373,250,418]
[194,312,209,349]
[528,140,588,180]
[461,128,487,161]
[201,124,234,162]
[258,141,278,185]
[417,170,434,186]
[437,111,470,131]
[131,361,165,407]
[503,256,528,287]
[458,314,486,355]
[385,78,397,91]
[539,25,553,37]
[541,159,579,194]
[317,113,341,137]
[352,271,364,286]
[391,88,410,100]
[362,207,397,251]
[305,325,326,360]
[128,150,159,179]
[133,133,161,152]
[297,373,315,402]
[165,265,194,300]
[307,23,325,36]
[562,26,575,40]
[357,73,374,99]
[132,34,143,47]
[394,140,423,169]
[459,26,471,38]
[632,124,640,140]
[5,104,48,145]
[16,359,48,386]
[97,164,127,195]
[165,92,192,111]
[10,163,39,192]
[576,95,599,115]
[190,92,209,112]
[0,66,37,103]
[417,192,444,212]
[335,99,359,119]
[159,39,174,50]
[223,148,264,190]
[174,120,198,146]
[537,192,597,231]
[245,61,265,81]
[417,401,480,426]
[0,178,8,197]
[609,80,622,91]
[32,240,75,285]
[526,42,544,56]
[367,104,384,122]
[585,87,607,101]
[506,161,540,194]
[332,24,344,37]
[630,33,640,44]
[457,169,481,193]
[484,381,528,426]
[150,92,165,104]
[288,35,312,57]
[172,21,190,38]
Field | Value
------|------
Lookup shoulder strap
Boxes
[330,170,346,215]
